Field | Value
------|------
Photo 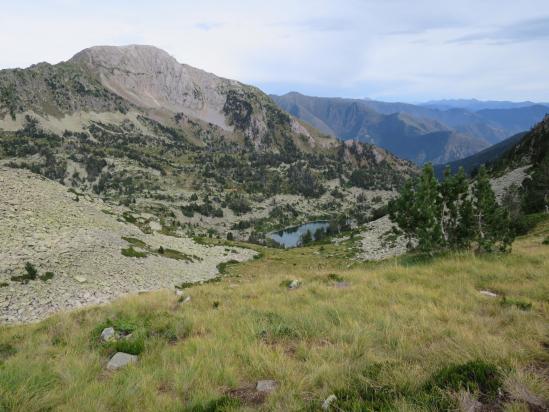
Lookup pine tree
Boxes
[522,154,549,213]
[440,166,473,249]
[389,164,443,253]
[415,164,443,253]
[390,164,513,254]
[472,166,512,253]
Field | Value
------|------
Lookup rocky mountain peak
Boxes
[71,45,236,129]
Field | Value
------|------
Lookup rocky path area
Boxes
[0,167,255,324]
[355,216,410,261]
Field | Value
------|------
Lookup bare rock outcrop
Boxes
[0,167,255,324]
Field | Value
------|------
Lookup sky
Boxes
[1,0,549,102]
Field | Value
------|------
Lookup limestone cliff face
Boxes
[70,45,236,130]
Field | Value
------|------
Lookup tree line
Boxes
[389,164,514,254]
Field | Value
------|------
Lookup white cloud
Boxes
[0,0,548,101]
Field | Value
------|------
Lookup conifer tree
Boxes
[522,154,549,213]
[472,166,512,252]
[390,164,513,254]
[389,164,443,253]
[415,164,443,253]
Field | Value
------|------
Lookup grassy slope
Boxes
[1,223,548,411]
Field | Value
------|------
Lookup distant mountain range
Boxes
[420,98,548,112]
[272,92,549,164]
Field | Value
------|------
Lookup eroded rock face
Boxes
[70,45,238,130]
[0,167,256,324]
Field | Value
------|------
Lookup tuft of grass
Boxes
[121,212,137,224]
[216,259,240,275]
[122,236,147,248]
[501,296,533,311]
[159,248,195,262]
[0,343,16,362]
[542,237,549,245]
[121,247,147,258]
[39,272,54,282]
[112,337,145,356]
[0,282,8,288]
[187,396,240,412]
[327,273,344,282]
[279,279,292,288]
[424,360,503,402]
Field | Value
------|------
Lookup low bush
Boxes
[39,272,54,281]
[121,237,147,248]
[216,260,239,275]
[501,296,532,311]
[10,262,39,283]
[121,247,147,258]
[424,360,502,402]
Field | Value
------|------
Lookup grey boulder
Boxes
[107,352,137,370]
[100,327,116,342]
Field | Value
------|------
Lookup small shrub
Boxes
[217,260,239,275]
[0,343,16,361]
[25,262,38,278]
[424,360,502,402]
[121,247,147,258]
[212,301,220,309]
[501,296,532,311]
[159,248,194,262]
[11,262,39,283]
[0,282,8,288]
[122,212,137,224]
[279,280,292,288]
[327,273,344,282]
[542,236,549,245]
[39,272,54,281]
[122,237,147,248]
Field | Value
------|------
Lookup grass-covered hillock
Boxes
[0,218,547,411]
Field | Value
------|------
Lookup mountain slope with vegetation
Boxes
[272,93,549,164]
[0,45,417,242]
[272,92,489,164]
[434,132,526,177]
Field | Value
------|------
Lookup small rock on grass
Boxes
[178,295,191,304]
[74,276,87,283]
[256,380,278,393]
[107,352,137,370]
[322,394,337,410]
[288,280,301,290]
[480,290,498,298]
[100,327,115,342]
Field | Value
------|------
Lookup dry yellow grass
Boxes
[0,221,548,411]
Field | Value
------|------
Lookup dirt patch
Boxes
[225,384,267,406]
